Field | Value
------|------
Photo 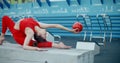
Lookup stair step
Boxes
[98,43,104,46]
[92,36,104,39]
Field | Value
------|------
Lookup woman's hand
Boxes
[71,28,80,33]
[23,46,48,51]
[36,48,48,51]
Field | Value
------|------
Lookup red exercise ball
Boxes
[72,22,83,32]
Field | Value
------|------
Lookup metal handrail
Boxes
[83,15,92,41]
[76,14,93,41]
[96,15,103,36]
[95,14,106,46]
[83,15,92,30]
[102,15,112,42]
[76,14,87,41]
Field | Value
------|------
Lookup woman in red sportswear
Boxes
[0,16,78,51]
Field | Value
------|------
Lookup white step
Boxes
[0,42,94,63]
[91,36,105,46]
[76,41,100,55]
[91,36,104,39]
[98,43,104,45]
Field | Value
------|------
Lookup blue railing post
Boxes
[36,0,42,7]
[77,0,81,5]
[0,2,4,9]
[46,0,51,6]
[66,0,70,6]
[3,0,11,8]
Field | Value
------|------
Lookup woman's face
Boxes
[36,29,47,39]
[35,26,47,39]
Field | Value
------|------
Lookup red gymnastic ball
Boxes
[72,22,83,32]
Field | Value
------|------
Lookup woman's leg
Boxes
[37,41,71,49]
[37,41,52,48]
[1,16,15,34]
[0,16,15,45]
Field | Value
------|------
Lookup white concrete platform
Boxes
[76,41,100,55]
[0,42,94,63]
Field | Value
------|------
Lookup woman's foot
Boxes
[0,36,5,45]
[53,42,71,49]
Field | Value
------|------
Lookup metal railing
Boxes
[95,14,106,45]
[102,15,112,42]
[76,14,88,41]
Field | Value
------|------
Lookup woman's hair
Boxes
[34,33,46,42]
[33,33,46,47]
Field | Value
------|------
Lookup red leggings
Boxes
[1,16,52,48]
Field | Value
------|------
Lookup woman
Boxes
[0,15,78,51]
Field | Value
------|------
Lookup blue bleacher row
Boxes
[0,0,120,17]
[0,15,120,38]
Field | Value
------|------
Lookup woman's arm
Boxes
[23,27,47,51]
[39,22,78,33]
[23,27,37,50]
